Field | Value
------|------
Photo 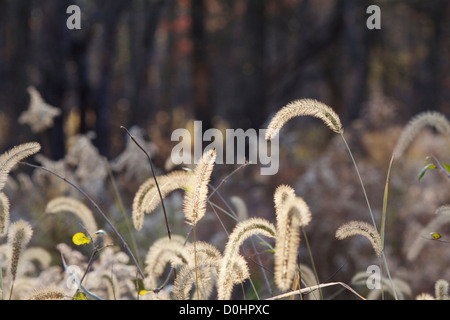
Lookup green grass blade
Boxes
[418,163,436,182]
[381,153,395,250]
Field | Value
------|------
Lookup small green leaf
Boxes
[418,164,436,182]
[443,163,450,174]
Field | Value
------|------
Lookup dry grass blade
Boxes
[266,281,366,300]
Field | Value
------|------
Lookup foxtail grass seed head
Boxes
[435,279,449,300]
[218,218,276,300]
[230,255,250,285]
[394,111,450,157]
[273,184,296,213]
[132,170,190,230]
[230,196,248,221]
[28,287,66,300]
[187,241,222,262]
[173,259,219,300]
[46,197,98,234]
[183,149,216,226]
[174,242,222,300]
[335,220,382,257]
[416,293,435,300]
[266,98,343,140]
[7,220,34,282]
[0,142,41,191]
[274,194,312,291]
[144,235,188,289]
[0,191,10,237]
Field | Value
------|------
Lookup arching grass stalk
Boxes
[339,132,397,300]
[121,126,171,240]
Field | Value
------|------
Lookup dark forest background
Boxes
[0,0,448,160]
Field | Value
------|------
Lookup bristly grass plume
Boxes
[394,111,450,158]
[183,149,216,226]
[218,217,276,300]
[336,220,382,257]
[0,142,41,191]
[273,185,312,291]
[0,191,10,237]
[45,197,98,234]
[132,170,190,230]
[7,219,33,298]
[435,279,449,300]
[265,98,343,140]
[28,287,66,300]
[144,235,188,289]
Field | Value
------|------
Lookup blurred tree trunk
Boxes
[38,0,69,160]
[1,0,32,148]
[192,0,212,130]
[271,0,344,114]
[241,0,265,130]
[342,0,371,121]
[129,0,163,127]
[160,1,176,118]
[411,1,446,114]
[91,0,125,157]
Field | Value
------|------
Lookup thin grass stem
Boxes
[105,158,144,270]
[301,226,322,299]
[121,126,171,240]
[339,132,398,300]
[193,223,199,300]
[266,281,366,300]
